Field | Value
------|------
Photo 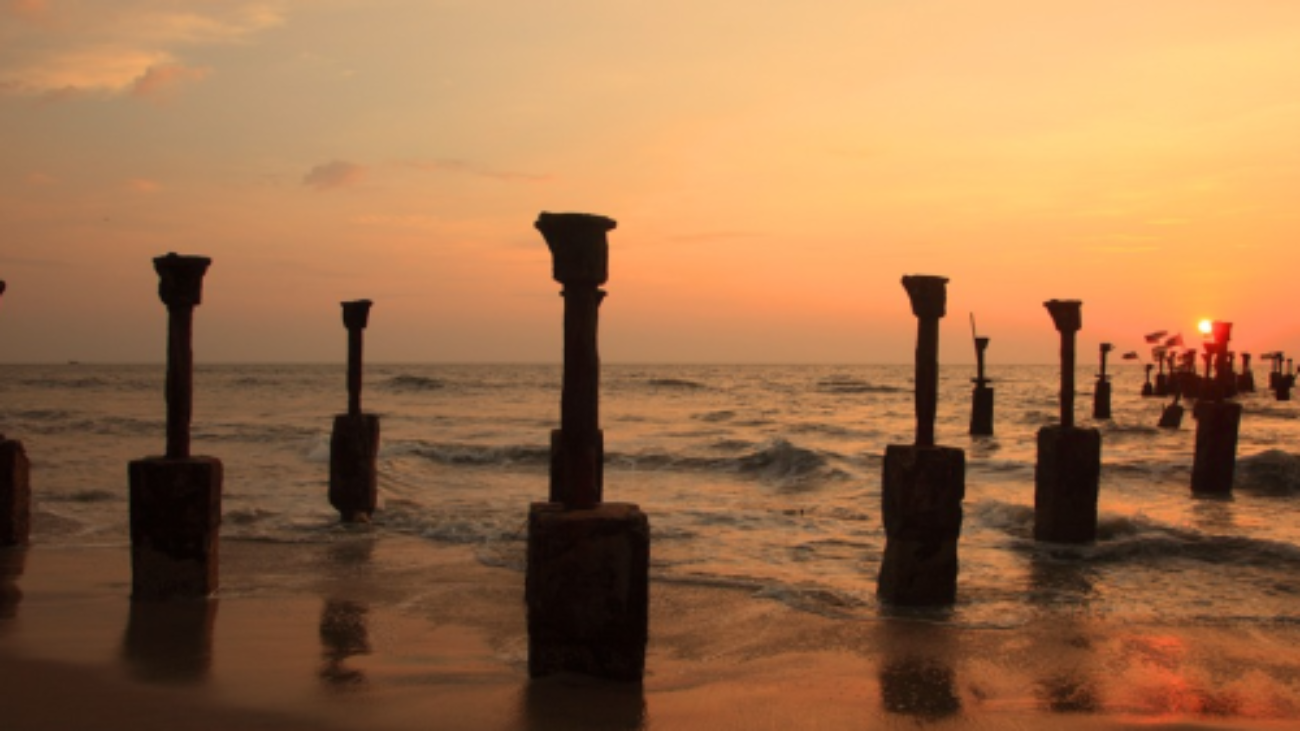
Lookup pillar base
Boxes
[526,502,648,681]
[129,456,222,600]
[1191,401,1241,495]
[969,386,994,436]
[1158,403,1184,429]
[0,439,31,547]
[1092,380,1111,420]
[1034,426,1101,543]
[330,414,380,522]
[877,445,965,607]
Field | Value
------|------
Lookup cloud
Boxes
[129,62,210,99]
[0,1,282,98]
[125,177,160,193]
[303,160,367,191]
[24,171,56,185]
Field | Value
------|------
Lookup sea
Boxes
[3,362,1299,630]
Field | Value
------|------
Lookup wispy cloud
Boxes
[303,160,367,191]
[0,1,282,98]
[125,177,161,193]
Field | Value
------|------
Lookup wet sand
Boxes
[2,537,1298,730]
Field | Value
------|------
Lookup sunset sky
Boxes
[3,0,1299,364]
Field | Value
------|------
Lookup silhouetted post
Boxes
[1154,352,1168,397]
[0,281,31,547]
[1034,300,1101,544]
[526,212,649,681]
[129,254,223,599]
[1158,391,1185,429]
[969,336,994,436]
[877,275,965,607]
[1093,343,1113,420]
[329,300,380,523]
[1141,364,1154,396]
[1191,322,1241,495]
[1238,353,1255,393]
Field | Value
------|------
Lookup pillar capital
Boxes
[154,253,211,308]
[1044,299,1082,333]
[536,212,616,287]
[341,299,373,331]
[901,275,948,319]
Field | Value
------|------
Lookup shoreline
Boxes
[3,537,1299,730]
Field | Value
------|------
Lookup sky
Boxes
[2,0,1300,364]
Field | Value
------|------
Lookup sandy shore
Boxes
[2,536,1298,730]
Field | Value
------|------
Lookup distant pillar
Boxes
[1191,323,1241,495]
[877,275,965,607]
[129,254,223,600]
[0,281,31,547]
[1154,354,1168,397]
[526,212,648,681]
[330,300,380,523]
[1141,364,1154,397]
[1092,343,1113,420]
[1034,300,1101,544]
[1238,353,1255,393]
[969,337,994,436]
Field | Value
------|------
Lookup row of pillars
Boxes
[0,219,1265,684]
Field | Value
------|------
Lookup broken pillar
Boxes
[329,300,380,523]
[1141,364,1154,397]
[1238,353,1255,393]
[129,254,223,600]
[1092,343,1113,420]
[1154,353,1168,397]
[1034,300,1102,544]
[1191,322,1241,495]
[0,281,31,547]
[526,212,649,681]
[877,275,965,607]
[1158,392,1185,429]
[969,336,994,436]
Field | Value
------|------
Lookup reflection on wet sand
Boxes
[878,617,961,720]
[520,675,645,731]
[0,547,26,626]
[120,598,218,685]
[319,599,371,689]
[1029,553,1101,714]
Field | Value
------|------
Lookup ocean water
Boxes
[3,362,1300,629]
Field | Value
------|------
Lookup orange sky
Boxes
[2,0,1299,363]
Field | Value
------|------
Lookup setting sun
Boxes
[1198,319,1213,335]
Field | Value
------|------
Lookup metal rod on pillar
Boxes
[154,254,211,460]
[1045,300,1082,429]
[342,300,372,417]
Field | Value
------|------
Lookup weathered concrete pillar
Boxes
[329,300,380,523]
[0,280,31,547]
[1158,392,1185,429]
[1191,322,1241,495]
[1034,300,1101,544]
[1153,352,1168,397]
[969,336,994,436]
[129,254,223,600]
[877,275,965,607]
[1238,353,1255,393]
[1141,364,1154,396]
[1092,343,1113,420]
[526,212,648,681]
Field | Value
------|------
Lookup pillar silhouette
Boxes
[128,254,223,600]
[329,300,380,523]
[1034,300,1101,544]
[1191,322,1241,495]
[526,212,648,681]
[877,275,965,607]
[0,281,31,547]
[969,337,994,436]
[1092,343,1113,420]
[1238,353,1255,393]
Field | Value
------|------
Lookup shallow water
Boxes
[3,362,1299,630]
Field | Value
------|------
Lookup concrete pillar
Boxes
[0,282,31,547]
[1092,343,1113,420]
[1238,353,1255,393]
[1034,300,1102,544]
[969,337,994,436]
[129,253,223,600]
[1141,364,1154,397]
[329,300,380,523]
[1154,352,1168,397]
[526,212,648,681]
[878,275,965,607]
[1191,322,1241,495]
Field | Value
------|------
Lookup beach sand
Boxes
[2,534,1298,730]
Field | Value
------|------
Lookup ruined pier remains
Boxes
[128,254,223,599]
[877,275,965,606]
[1092,343,1113,420]
[329,300,380,522]
[526,212,649,681]
[1191,322,1241,495]
[0,281,31,547]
